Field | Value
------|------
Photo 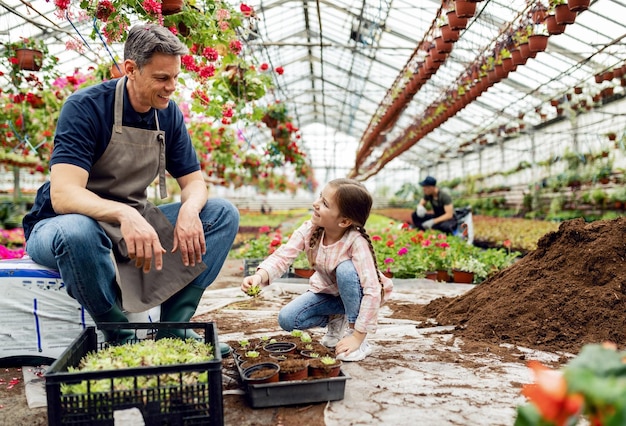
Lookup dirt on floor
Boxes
[3,216,626,424]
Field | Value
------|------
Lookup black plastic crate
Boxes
[45,322,223,426]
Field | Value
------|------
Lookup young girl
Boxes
[241,178,393,361]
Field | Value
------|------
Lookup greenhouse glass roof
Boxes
[1,0,625,182]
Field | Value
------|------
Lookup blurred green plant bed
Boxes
[472,215,560,253]
[372,208,561,253]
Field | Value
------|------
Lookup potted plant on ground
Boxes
[308,356,342,378]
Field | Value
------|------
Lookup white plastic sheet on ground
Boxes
[207,278,567,426]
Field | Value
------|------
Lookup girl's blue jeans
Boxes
[278,260,363,330]
[25,198,239,317]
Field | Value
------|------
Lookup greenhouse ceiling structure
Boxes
[0,0,625,185]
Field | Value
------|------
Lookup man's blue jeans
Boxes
[25,198,239,317]
[278,260,363,331]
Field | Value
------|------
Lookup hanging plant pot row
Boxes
[356,0,483,166]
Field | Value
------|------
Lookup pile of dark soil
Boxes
[415,217,626,354]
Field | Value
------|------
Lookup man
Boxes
[22,24,239,345]
[411,176,457,234]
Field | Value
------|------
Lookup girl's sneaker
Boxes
[336,341,373,362]
[321,314,348,348]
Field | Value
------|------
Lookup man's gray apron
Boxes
[87,77,206,313]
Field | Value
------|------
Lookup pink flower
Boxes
[384,257,394,264]
[258,226,271,233]
[421,239,432,247]
[372,235,381,241]
[229,40,242,55]
[397,247,408,256]
[216,9,231,21]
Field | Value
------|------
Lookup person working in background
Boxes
[411,176,457,234]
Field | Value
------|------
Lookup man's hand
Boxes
[172,203,206,267]
[120,210,166,273]
[416,204,426,218]
[422,219,435,230]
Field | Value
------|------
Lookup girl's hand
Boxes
[335,330,366,357]
[240,269,267,296]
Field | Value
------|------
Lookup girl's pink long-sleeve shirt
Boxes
[258,220,393,334]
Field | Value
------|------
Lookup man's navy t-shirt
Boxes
[22,78,200,240]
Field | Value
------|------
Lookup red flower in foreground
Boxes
[275,66,284,75]
[522,361,584,426]
[260,63,269,71]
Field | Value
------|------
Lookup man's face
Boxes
[422,185,435,196]
[126,52,181,112]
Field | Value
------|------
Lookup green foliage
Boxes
[516,343,626,425]
[61,338,214,395]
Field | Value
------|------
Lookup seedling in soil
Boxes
[320,356,338,365]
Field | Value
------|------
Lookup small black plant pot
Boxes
[263,342,297,355]
[242,362,280,384]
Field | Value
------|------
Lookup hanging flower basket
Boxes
[110,63,124,79]
[454,0,477,18]
[528,34,549,53]
[568,0,590,12]
[545,15,566,35]
[446,10,468,30]
[161,0,184,15]
[15,48,43,71]
[555,4,577,25]
[510,48,525,66]
[440,25,459,42]
[435,36,452,53]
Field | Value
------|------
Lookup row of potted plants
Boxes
[233,217,521,283]
[232,330,342,384]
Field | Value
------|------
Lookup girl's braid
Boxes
[308,226,324,267]
[357,226,384,289]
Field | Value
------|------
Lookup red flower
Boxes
[522,361,584,426]
[258,226,271,233]
[240,3,254,17]
[96,0,115,21]
[54,0,70,10]
[229,40,242,55]
[202,47,219,62]
[270,238,281,247]
[199,64,216,78]
[260,63,269,71]
[275,66,284,75]
[503,239,511,248]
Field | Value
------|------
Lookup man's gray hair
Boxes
[124,23,189,68]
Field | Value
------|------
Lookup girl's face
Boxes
[311,185,343,229]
